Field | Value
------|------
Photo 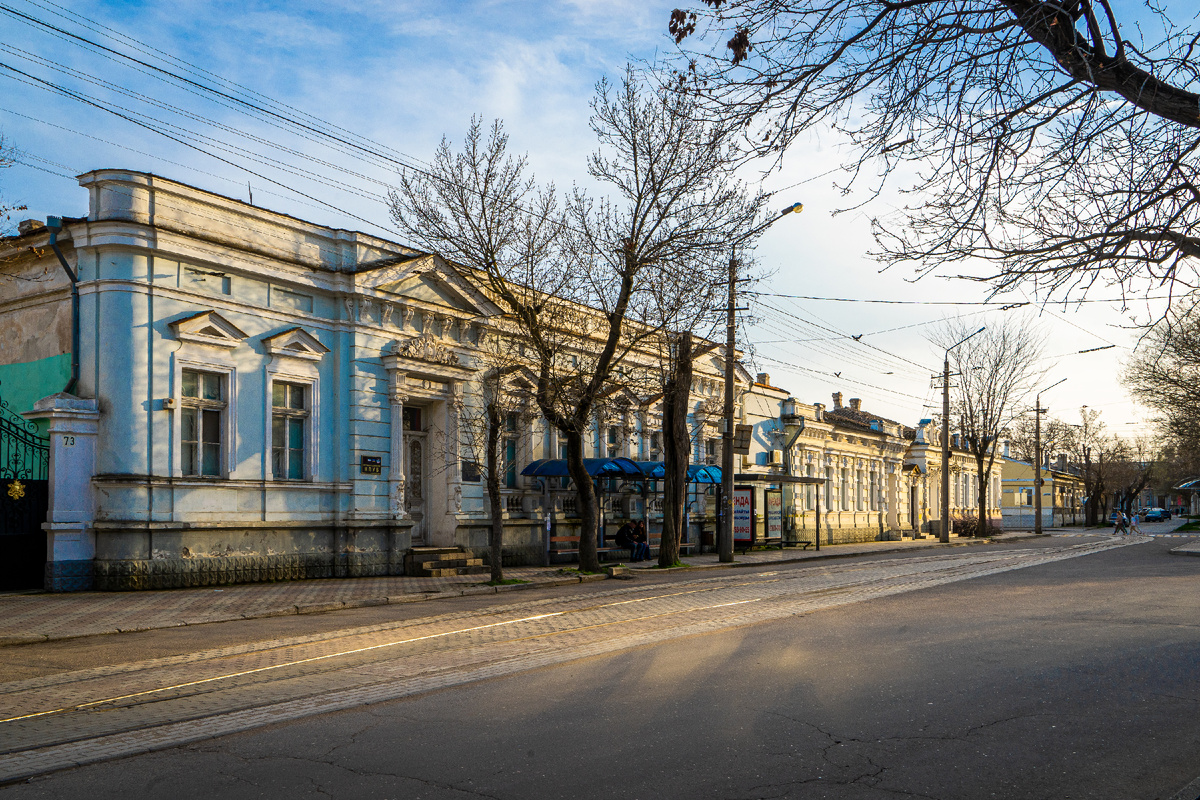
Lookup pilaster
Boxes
[25,393,100,591]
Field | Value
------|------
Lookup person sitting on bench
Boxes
[615,520,641,561]
[632,521,650,561]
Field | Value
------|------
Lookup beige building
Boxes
[905,419,1004,536]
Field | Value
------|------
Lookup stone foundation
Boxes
[92,551,403,591]
[49,520,415,591]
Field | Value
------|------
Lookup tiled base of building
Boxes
[795,526,890,545]
[89,552,405,591]
[45,560,95,592]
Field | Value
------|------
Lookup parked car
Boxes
[1145,508,1171,522]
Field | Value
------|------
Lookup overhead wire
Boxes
[749,291,1179,306]
[757,299,934,373]
[0,64,388,205]
[17,0,426,168]
[0,61,399,234]
[0,41,400,193]
[0,106,347,219]
[750,305,929,379]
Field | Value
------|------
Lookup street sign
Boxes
[732,424,753,454]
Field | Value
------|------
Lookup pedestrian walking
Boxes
[1131,512,1141,535]
[1115,512,1128,535]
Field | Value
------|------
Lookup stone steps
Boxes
[407,547,488,578]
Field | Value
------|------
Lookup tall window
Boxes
[856,469,865,511]
[504,412,519,488]
[181,369,224,477]
[607,425,620,458]
[840,468,849,510]
[649,431,661,459]
[806,463,815,511]
[272,382,308,480]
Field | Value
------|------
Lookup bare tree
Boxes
[0,135,26,238]
[453,329,531,583]
[1107,435,1157,517]
[933,316,1044,534]
[1125,300,1200,470]
[1072,405,1117,526]
[1006,413,1075,466]
[391,67,761,572]
[668,2,1200,302]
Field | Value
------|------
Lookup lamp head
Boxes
[780,202,804,216]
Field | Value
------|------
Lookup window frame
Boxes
[174,359,236,479]
[265,367,320,484]
[271,380,311,481]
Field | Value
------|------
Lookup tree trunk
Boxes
[563,428,600,572]
[660,332,693,567]
[485,400,504,583]
[976,460,989,538]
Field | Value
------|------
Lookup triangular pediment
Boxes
[389,273,475,311]
[263,327,330,362]
[169,310,247,350]
[357,254,501,317]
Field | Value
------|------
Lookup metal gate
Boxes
[0,386,50,591]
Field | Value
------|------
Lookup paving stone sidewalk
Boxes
[0,531,1053,646]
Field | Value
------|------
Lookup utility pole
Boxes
[717,202,803,563]
[720,251,737,563]
[1034,397,1042,534]
[940,327,985,543]
[940,353,951,544]
[1034,378,1067,535]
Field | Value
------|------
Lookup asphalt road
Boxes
[2,533,1199,799]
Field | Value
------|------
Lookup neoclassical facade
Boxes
[1,169,777,590]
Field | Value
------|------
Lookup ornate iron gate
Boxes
[0,385,50,590]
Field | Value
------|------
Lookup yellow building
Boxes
[999,456,1085,528]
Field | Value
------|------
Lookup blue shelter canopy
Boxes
[520,457,722,484]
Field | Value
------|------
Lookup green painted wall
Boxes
[0,354,71,436]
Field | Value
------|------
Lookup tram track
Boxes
[0,537,1139,783]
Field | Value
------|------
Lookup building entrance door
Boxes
[909,484,919,531]
[404,431,427,543]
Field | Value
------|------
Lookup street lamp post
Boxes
[1034,378,1067,535]
[939,327,985,543]
[719,201,803,563]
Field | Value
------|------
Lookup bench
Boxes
[648,537,698,554]
[547,535,626,560]
[736,537,813,554]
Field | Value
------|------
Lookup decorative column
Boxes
[24,393,100,592]
[446,382,463,514]
[389,373,408,519]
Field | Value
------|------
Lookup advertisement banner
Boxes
[733,487,754,542]
[765,490,783,539]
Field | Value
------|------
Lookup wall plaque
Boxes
[360,455,382,475]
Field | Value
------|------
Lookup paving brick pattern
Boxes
[0,536,1140,784]
[0,534,1063,647]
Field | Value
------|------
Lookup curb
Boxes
[625,534,1042,575]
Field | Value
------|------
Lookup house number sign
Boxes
[360,456,382,475]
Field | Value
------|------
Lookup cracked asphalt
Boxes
[1,533,1198,799]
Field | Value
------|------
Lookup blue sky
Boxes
[0,0,1158,436]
